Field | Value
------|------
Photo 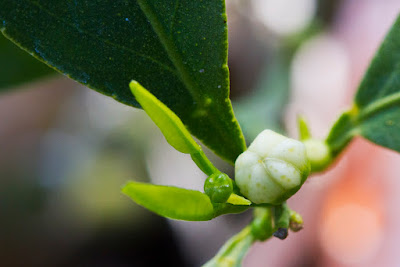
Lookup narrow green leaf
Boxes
[130,81,218,175]
[0,34,53,91]
[122,181,214,221]
[130,80,199,154]
[327,15,400,155]
[297,115,311,141]
[0,0,246,164]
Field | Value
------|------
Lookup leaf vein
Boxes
[137,0,202,102]
[169,0,181,36]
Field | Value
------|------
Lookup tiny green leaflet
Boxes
[122,181,214,221]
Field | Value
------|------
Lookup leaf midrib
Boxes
[330,90,400,151]
[137,0,204,104]
[357,90,400,121]
[137,0,247,163]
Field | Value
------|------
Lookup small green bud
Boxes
[204,173,233,203]
[303,139,332,172]
[235,130,310,204]
[289,210,304,232]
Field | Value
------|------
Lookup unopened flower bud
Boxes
[235,130,310,204]
[204,173,233,203]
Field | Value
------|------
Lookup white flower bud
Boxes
[235,130,310,204]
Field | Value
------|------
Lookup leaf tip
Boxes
[226,193,252,206]
[121,181,137,195]
[129,80,140,94]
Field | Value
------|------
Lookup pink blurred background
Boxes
[1,0,400,266]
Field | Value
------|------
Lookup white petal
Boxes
[263,158,301,189]
[268,138,308,171]
[247,163,283,204]
[248,130,286,158]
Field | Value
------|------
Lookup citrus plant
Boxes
[1,1,400,266]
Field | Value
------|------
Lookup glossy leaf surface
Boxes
[327,15,400,155]
[122,181,214,221]
[0,0,246,164]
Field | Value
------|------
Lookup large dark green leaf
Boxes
[327,15,400,155]
[0,0,246,164]
[0,33,53,91]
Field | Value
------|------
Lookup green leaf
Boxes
[130,81,218,176]
[122,181,214,221]
[297,115,311,141]
[203,226,254,267]
[0,0,246,164]
[0,33,53,91]
[327,15,400,155]
[212,203,250,218]
[130,80,199,154]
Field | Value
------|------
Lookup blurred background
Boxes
[1,0,400,266]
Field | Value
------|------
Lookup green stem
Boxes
[191,149,219,176]
[251,207,274,241]
[203,226,254,267]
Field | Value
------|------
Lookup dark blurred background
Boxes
[1,1,400,266]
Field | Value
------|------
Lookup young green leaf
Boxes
[130,81,218,176]
[130,81,199,155]
[327,14,400,156]
[297,115,311,141]
[122,181,214,221]
[0,0,246,164]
